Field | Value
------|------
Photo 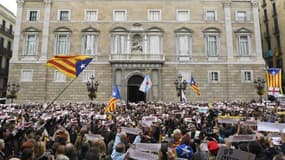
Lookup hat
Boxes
[208,141,219,155]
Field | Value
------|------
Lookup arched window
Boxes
[234,28,251,56]
[175,27,192,61]
[146,27,163,55]
[22,27,40,59]
[203,27,221,57]
[81,27,99,56]
[54,27,72,55]
[111,27,128,54]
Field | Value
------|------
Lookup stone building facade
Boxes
[259,0,285,89]
[0,4,15,103]
[9,0,265,103]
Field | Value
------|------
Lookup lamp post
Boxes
[7,82,20,103]
[254,77,266,102]
[86,75,99,100]
[174,74,187,103]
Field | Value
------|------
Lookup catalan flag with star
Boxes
[266,68,283,96]
[47,55,93,79]
[105,85,121,113]
[190,76,201,96]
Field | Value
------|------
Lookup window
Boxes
[148,9,161,21]
[238,35,249,56]
[208,71,220,83]
[112,34,128,54]
[58,10,70,21]
[24,33,38,56]
[205,10,216,21]
[1,56,6,69]
[28,10,39,21]
[236,11,247,22]
[82,70,95,82]
[235,28,251,57]
[54,71,66,82]
[175,28,192,61]
[84,10,98,21]
[21,69,33,82]
[83,34,98,55]
[113,10,127,21]
[55,33,70,55]
[177,10,190,21]
[148,35,161,54]
[204,28,220,57]
[241,70,253,82]
[178,71,191,82]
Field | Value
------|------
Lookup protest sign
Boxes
[121,127,142,135]
[127,148,158,160]
[142,116,157,126]
[218,116,240,124]
[135,143,161,152]
[257,122,285,132]
[85,134,104,141]
[216,147,255,160]
[95,114,106,120]
[241,120,257,126]
[198,107,209,113]
[228,134,256,142]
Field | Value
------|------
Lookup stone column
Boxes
[223,1,234,61]
[40,0,52,61]
[252,0,263,62]
[11,0,24,62]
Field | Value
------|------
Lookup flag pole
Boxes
[51,78,77,103]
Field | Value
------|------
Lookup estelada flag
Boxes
[105,85,121,113]
[47,55,93,79]
[266,68,282,92]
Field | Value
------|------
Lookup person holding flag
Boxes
[105,85,121,113]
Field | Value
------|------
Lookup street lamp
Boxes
[254,77,266,102]
[174,74,187,103]
[86,75,99,100]
[7,82,20,103]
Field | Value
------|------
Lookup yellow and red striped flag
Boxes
[190,76,201,96]
[266,68,282,95]
[105,85,121,113]
[47,55,93,79]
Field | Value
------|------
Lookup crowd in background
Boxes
[0,100,285,160]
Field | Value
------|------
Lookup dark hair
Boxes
[22,148,34,160]
[85,147,100,160]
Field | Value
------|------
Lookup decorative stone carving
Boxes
[131,34,143,54]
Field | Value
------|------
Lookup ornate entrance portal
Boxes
[127,75,145,103]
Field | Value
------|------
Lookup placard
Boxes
[216,147,255,160]
[135,143,161,152]
[128,148,158,160]
[121,127,142,135]
[85,134,104,141]
[257,122,285,132]
[218,116,240,124]
[228,134,256,142]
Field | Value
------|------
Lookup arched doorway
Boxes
[127,75,145,103]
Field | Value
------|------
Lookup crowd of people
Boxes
[0,100,285,160]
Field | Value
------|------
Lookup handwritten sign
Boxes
[95,114,106,120]
[216,147,255,160]
[121,127,142,135]
[241,120,257,126]
[198,107,209,113]
[142,116,157,126]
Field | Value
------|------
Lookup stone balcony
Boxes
[109,53,165,64]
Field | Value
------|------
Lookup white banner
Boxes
[216,147,255,160]
[228,134,256,142]
[85,134,104,141]
[128,148,158,160]
[135,143,161,152]
[257,122,285,132]
[121,127,142,135]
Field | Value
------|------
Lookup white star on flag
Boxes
[180,146,190,157]
[80,63,86,69]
